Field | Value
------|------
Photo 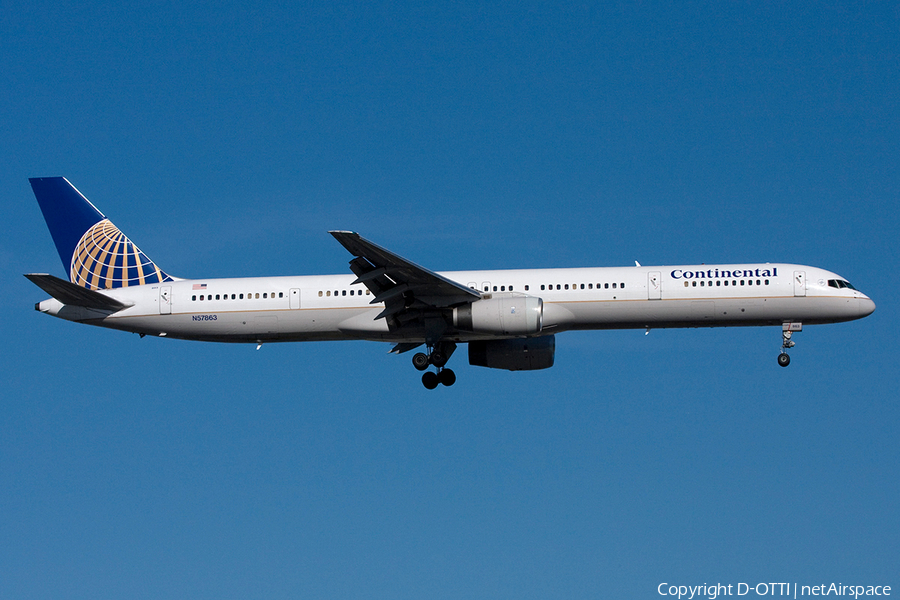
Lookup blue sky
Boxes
[2,1,897,598]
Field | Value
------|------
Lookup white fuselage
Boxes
[36,263,875,344]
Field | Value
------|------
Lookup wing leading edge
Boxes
[328,231,481,322]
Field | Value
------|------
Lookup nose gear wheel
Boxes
[778,323,801,367]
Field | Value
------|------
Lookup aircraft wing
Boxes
[329,231,481,320]
[24,273,132,312]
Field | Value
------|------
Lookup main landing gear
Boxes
[778,322,801,367]
[413,342,457,389]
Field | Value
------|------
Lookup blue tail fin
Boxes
[29,177,174,290]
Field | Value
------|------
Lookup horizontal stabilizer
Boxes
[24,273,132,312]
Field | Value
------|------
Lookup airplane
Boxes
[26,177,876,389]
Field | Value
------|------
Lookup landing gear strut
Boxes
[413,342,457,388]
[778,322,801,367]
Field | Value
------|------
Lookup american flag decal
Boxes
[192,283,207,290]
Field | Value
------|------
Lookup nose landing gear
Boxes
[778,322,801,367]
[413,342,457,388]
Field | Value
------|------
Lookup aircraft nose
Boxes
[859,296,876,317]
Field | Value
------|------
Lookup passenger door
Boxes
[793,271,806,297]
[159,285,172,315]
[648,272,661,300]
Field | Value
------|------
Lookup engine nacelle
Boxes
[452,293,543,336]
[468,335,555,371]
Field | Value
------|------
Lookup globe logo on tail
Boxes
[70,219,172,289]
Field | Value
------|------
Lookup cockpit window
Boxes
[828,279,857,290]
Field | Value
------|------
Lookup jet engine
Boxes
[468,335,555,371]
[452,293,543,336]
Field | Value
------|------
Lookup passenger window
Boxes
[192,295,197,301]
[692,281,697,287]
[765,280,769,285]
[740,280,745,286]
[605,283,609,289]
[716,281,721,286]
[621,283,625,289]
[580,284,585,289]
[541,285,545,290]
[565,284,569,290]
[510,285,514,291]
[500,286,505,291]
[263,293,268,298]
[588,284,593,289]
[557,284,561,290]
[326,291,331,297]
[342,290,347,296]
[684,282,689,288]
